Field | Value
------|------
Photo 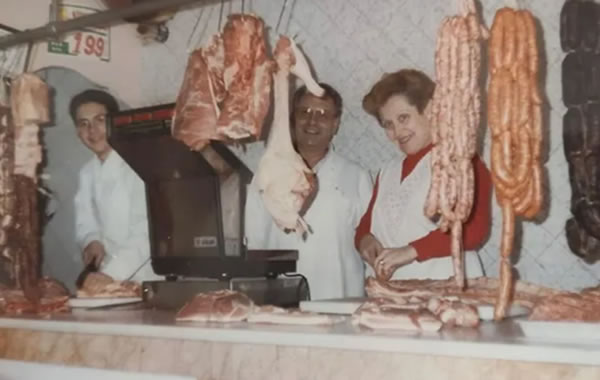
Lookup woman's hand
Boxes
[374,245,418,281]
[358,233,383,267]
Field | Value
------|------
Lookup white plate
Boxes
[68,297,142,308]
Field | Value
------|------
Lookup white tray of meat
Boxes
[68,297,142,309]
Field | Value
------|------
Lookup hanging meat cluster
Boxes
[252,36,324,234]
[424,0,487,289]
[172,14,273,150]
[0,73,69,315]
[487,8,544,320]
[560,0,600,261]
[0,107,16,285]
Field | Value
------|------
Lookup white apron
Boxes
[245,150,373,300]
[369,153,483,280]
[75,151,158,282]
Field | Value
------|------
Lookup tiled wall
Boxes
[139,0,599,291]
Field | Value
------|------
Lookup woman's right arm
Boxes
[354,174,383,265]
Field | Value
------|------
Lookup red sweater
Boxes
[354,144,492,262]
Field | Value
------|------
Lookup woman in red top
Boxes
[356,69,492,281]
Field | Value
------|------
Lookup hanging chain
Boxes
[218,0,226,31]
[186,7,204,49]
[275,0,288,33]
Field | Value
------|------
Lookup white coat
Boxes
[245,149,373,300]
[74,150,159,281]
[369,152,484,280]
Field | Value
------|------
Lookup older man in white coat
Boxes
[71,89,158,282]
[245,83,372,300]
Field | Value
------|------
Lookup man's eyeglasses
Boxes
[76,114,107,130]
[296,107,337,122]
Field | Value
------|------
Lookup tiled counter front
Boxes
[2,327,600,380]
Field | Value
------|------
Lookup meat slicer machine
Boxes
[107,104,308,310]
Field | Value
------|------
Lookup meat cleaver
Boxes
[75,262,97,289]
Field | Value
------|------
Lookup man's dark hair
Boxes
[69,89,119,124]
[292,82,343,119]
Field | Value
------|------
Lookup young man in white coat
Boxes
[70,89,158,282]
[245,83,373,300]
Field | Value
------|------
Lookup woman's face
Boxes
[378,94,432,155]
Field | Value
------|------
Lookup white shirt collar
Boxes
[313,146,335,173]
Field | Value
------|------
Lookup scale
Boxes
[107,104,308,309]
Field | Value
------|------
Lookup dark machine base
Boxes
[142,276,309,310]
[151,249,298,280]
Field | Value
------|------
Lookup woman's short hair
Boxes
[69,89,119,124]
[362,69,435,120]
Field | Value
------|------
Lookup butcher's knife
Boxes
[75,262,97,289]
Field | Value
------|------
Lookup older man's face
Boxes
[293,94,340,153]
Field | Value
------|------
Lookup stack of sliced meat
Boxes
[76,272,141,298]
[365,276,563,310]
[529,285,600,322]
[424,0,487,289]
[487,8,545,320]
[175,289,342,325]
[352,296,479,332]
[0,277,69,315]
[252,36,324,234]
[560,0,600,261]
[172,14,273,150]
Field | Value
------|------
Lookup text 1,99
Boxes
[73,32,105,58]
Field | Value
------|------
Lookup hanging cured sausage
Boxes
[487,7,545,320]
[561,0,600,262]
[424,0,487,289]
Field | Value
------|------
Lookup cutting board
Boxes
[299,298,367,315]
[300,298,530,320]
[68,297,142,309]
[516,320,600,342]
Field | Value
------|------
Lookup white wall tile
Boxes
[139,0,600,290]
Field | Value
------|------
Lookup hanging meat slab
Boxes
[217,14,273,140]
[0,106,16,285]
[252,36,323,234]
[8,73,50,306]
[172,37,225,151]
[172,14,273,150]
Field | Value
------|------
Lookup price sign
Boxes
[47,4,111,62]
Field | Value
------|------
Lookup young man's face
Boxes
[75,102,112,159]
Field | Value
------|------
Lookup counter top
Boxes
[1,308,599,367]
